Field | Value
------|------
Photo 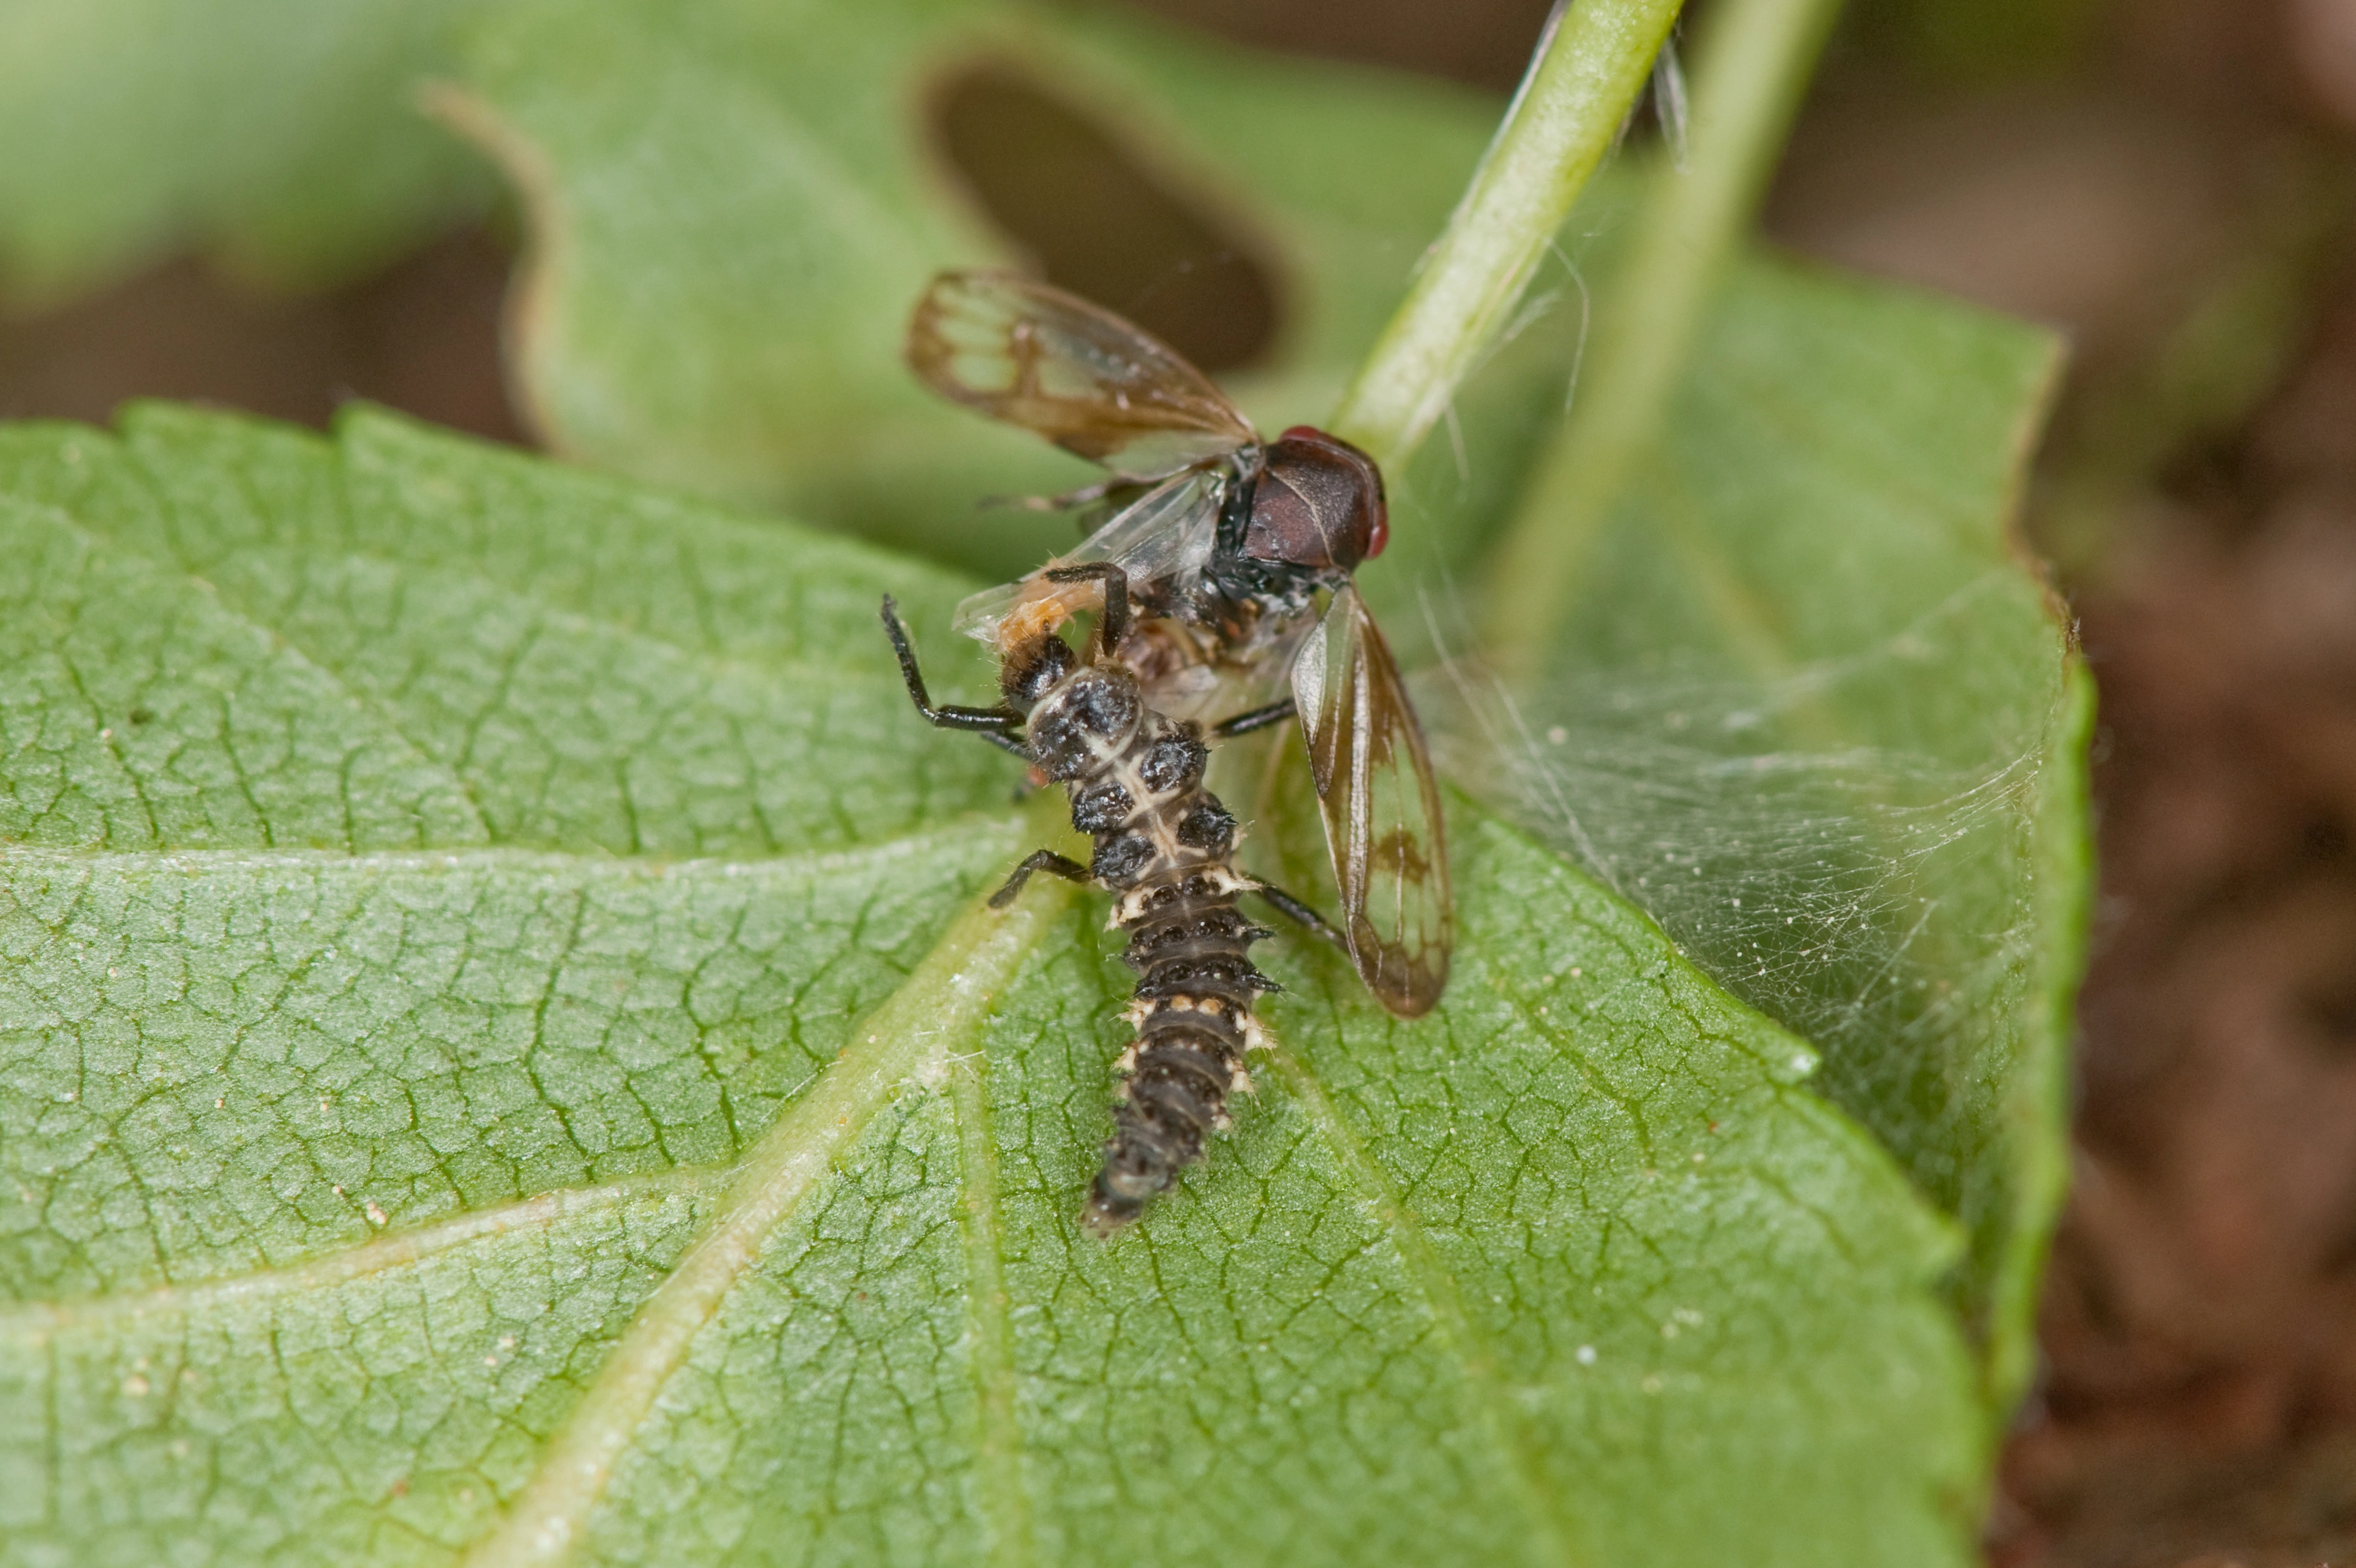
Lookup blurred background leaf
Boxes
[440,0,1575,586]
[0,0,500,301]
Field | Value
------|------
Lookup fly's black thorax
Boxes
[1197,452,1337,631]
[1193,426,1387,637]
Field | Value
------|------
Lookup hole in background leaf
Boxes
[0,226,525,444]
[928,63,1279,375]
[1122,0,1558,91]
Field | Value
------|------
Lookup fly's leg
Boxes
[879,596,1028,757]
[1250,881,1350,953]
[990,850,1094,908]
[1210,698,1297,740]
[1042,562,1131,655]
[979,476,1125,514]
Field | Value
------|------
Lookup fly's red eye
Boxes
[1259,425,1386,570]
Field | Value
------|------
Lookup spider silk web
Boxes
[1413,553,2075,1349]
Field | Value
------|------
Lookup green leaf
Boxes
[0,0,497,299]
[1473,253,2089,1407]
[439,0,1561,583]
[0,406,1977,1566]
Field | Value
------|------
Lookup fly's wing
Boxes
[952,467,1223,648]
[1292,584,1454,1017]
[908,270,1255,480]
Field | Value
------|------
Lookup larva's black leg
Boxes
[1043,562,1130,655]
[1250,881,1350,952]
[990,850,1094,908]
[1210,698,1297,740]
[879,596,1028,757]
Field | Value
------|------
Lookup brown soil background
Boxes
[5,2,2354,1562]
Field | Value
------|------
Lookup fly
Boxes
[905,268,1452,1017]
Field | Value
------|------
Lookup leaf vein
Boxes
[1269,1039,1585,1568]
[0,1166,714,1342]
[456,873,1074,1568]
[950,1052,1033,1568]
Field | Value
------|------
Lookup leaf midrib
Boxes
[457,868,1080,1568]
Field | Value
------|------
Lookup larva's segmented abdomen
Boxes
[1082,868,1276,1235]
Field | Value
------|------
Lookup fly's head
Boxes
[1244,427,1387,579]
[1204,426,1387,625]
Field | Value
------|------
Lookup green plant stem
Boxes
[1326,0,1687,469]
[1478,0,1846,683]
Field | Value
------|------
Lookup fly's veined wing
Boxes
[952,467,1223,648]
[1292,585,1454,1017]
[907,270,1256,480]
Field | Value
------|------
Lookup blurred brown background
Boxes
[7,3,2355,1563]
